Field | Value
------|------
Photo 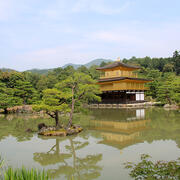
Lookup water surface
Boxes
[0,108,180,179]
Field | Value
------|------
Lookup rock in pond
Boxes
[66,125,83,136]
[38,124,83,136]
[25,128,33,133]
[40,130,67,136]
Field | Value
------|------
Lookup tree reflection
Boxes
[0,114,53,141]
[34,138,71,166]
[33,136,102,179]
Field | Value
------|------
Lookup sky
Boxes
[0,0,180,71]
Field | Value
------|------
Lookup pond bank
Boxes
[88,102,158,109]
[1,102,179,114]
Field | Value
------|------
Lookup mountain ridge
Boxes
[62,58,113,68]
[1,58,113,74]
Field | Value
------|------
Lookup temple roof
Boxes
[98,77,152,83]
[96,61,140,70]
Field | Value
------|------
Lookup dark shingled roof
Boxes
[96,61,140,70]
[98,77,152,83]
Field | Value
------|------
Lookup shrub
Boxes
[124,154,180,180]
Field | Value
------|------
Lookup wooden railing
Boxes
[100,71,138,79]
[100,82,149,91]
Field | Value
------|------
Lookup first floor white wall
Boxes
[135,92,144,101]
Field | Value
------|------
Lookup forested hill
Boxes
[62,59,113,68]
[0,68,16,72]
[26,59,113,74]
[0,59,112,74]
[25,68,53,74]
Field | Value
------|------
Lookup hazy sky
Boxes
[0,0,180,71]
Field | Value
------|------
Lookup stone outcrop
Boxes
[66,125,83,136]
[164,104,179,110]
[38,124,83,136]
[6,105,33,113]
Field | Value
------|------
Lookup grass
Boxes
[0,156,4,169]
[0,156,4,178]
[3,167,49,180]
[0,156,50,180]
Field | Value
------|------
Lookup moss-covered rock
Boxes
[66,125,83,136]
[38,124,83,136]
[40,130,67,136]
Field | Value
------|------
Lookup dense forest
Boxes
[0,50,179,114]
[122,50,180,105]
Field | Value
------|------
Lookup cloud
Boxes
[10,21,180,71]
[72,0,131,15]
[0,0,14,21]
[0,0,131,23]
[36,0,132,20]
[90,31,142,44]
[0,0,34,22]
[1,0,180,71]
[14,43,103,70]
[86,21,180,57]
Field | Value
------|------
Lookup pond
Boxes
[0,107,180,179]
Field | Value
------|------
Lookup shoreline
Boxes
[88,102,179,110]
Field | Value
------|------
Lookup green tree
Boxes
[52,66,75,82]
[56,72,101,127]
[171,75,180,105]
[162,63,174,72]
[173,50,180,75]
[36,75,49,93]
[77,65,89,74]
[0,82,22,113]
[145,69,161,98]
[0,71,24,88]
[33,89,70,127]
[157,73,180,104]
[0,71,39,104]
[89,65,100,80]
[22,72,41,89]
[14,80,37,104]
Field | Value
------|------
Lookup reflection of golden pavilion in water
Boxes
[91,109,150,150]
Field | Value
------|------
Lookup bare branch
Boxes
[46,111,55,119]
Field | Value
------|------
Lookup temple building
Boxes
[96,60,152,104]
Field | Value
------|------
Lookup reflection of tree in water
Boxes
[0,114,34,141]
[140,108,180,147]
[0,114,52,141]
[33,136,102,180]
[34,138,71,166]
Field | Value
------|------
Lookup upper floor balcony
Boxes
[100,70,138,79]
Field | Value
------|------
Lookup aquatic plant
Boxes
[0,156,4,179]
[0,156,4,169]
[3,167,49,180]
[124,154,180,180]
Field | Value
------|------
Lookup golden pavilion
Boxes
[96,59,152,104]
